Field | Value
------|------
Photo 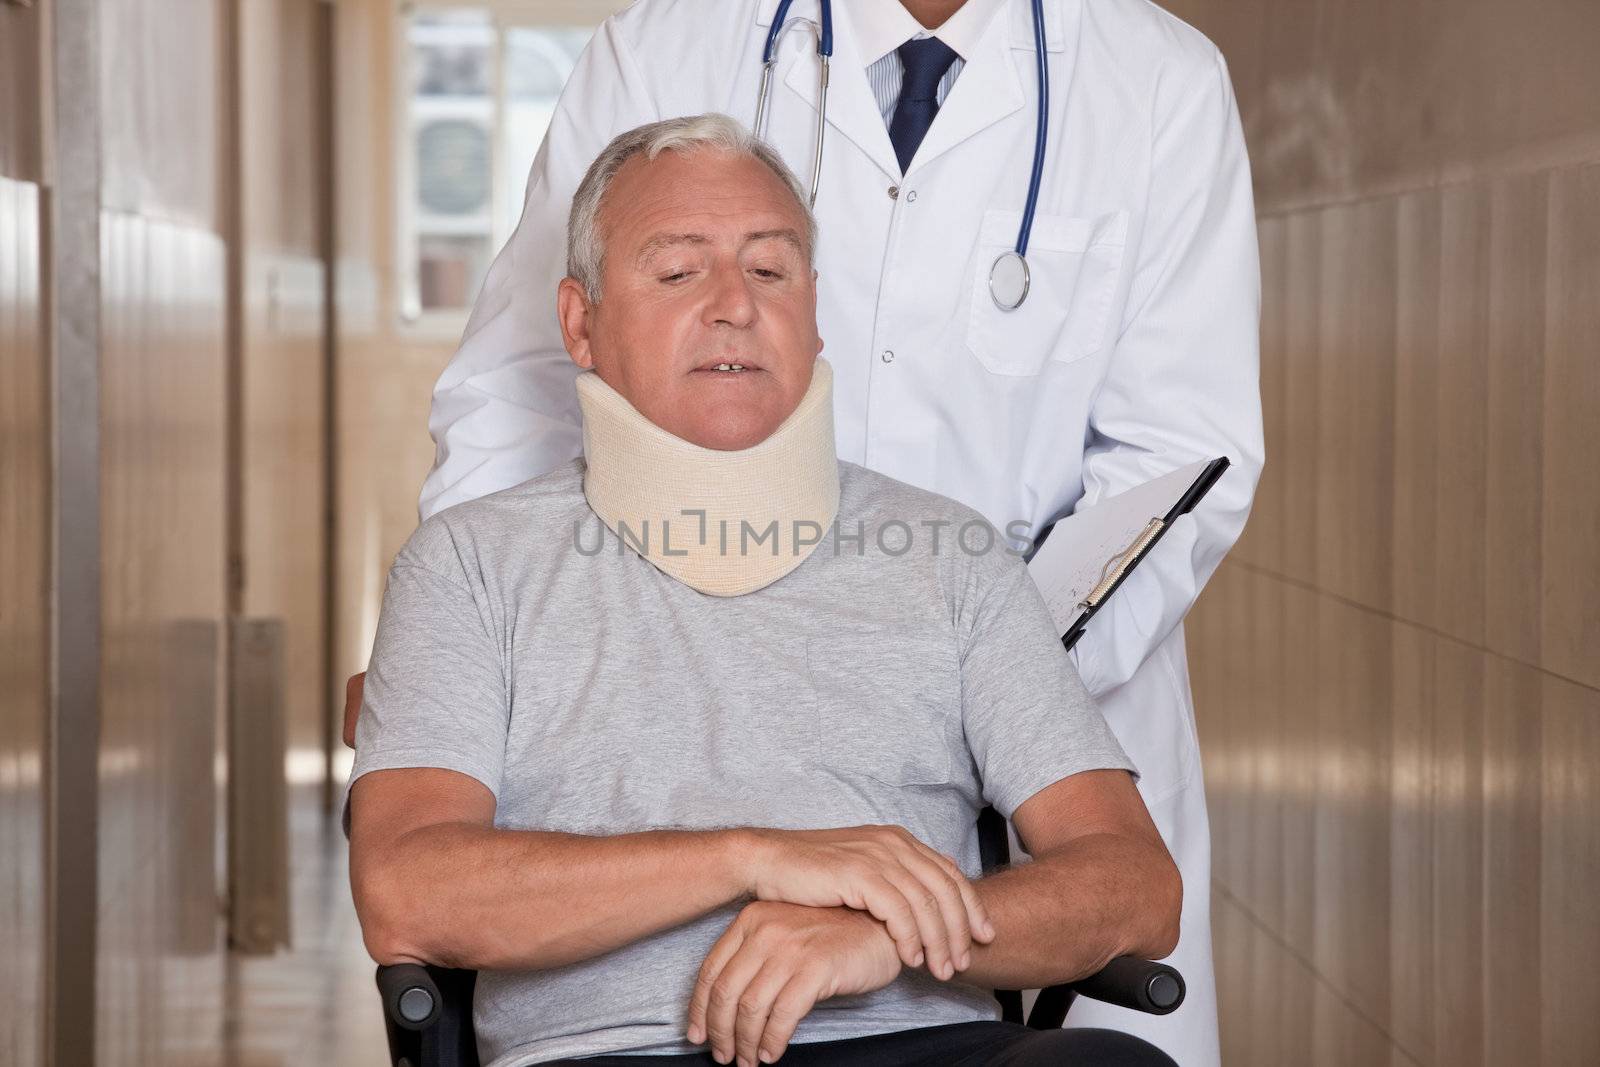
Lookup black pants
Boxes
[544,1020,1177,1066]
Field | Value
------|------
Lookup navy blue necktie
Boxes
[888,37,959,173]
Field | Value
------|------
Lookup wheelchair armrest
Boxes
[1018,956,1185,1030]
[377,964,481,1067]
[378,963,442,1030]
[1068,957,1185,1015]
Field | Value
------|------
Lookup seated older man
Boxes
[348,114,1180,1067]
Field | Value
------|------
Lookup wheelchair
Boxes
[375,805,1185,1067]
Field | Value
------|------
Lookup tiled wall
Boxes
[94,2,232,1063]
[1,1,46,1059]
[97,211,231,1067]
[0,174,46,1067]
[1166,1,1600,1062]
[240,248,329,785]
[237,0,332,787]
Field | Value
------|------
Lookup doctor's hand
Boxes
[736,825,994,983]
[342,671,366,749]
[687,900,900,1067]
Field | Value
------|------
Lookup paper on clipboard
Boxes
[1027,459,1214,638]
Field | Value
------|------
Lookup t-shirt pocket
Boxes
[965,208,1129,377]
[804,626,962,787]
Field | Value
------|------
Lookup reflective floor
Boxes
[223,789,389,1066]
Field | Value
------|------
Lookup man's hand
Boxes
[687,901,900,1067]
[736,825,994,983]
[342,671,366,749]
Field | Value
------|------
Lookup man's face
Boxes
[557,148,822,450]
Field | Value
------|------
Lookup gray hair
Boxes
[566,113,817,303]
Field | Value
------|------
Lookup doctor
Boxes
[392,0,1261,1062]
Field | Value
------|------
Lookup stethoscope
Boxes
[753,0,1051,311]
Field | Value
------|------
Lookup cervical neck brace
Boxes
[575,358,841,597]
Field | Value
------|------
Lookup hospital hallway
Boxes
[2,0,1598,1064]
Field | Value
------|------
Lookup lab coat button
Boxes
[881,349,895,364]
[887,184,899,200]
[906,190,918,203]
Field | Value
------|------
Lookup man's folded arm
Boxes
[948,551,1182,990]
[955,768,1181,991]
[348,767,755,972]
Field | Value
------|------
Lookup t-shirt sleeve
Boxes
[346,545,510,826]
[958,554,1137,823]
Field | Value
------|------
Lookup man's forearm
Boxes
[360,823,755,971]
[944,833,1182,991]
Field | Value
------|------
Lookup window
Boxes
[399,4,603,328]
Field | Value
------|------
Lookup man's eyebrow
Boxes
[635,232,712,264]
[743,228,805,253]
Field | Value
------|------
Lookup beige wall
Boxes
[95,0,233,1062]
[98,211,232,1067]
[1166,1,1600,1063]
[237,0,333,783]
[0,172,46,1067]
[94,4,233,1062]
[0,1,44,183]
[0,3,47,1060]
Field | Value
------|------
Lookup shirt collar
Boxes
[850,0,1009,66]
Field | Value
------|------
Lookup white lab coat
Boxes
[421,2,1262,1063]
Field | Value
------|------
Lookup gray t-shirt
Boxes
[350,458,1134,1067]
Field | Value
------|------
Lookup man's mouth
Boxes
[693,359,762,374]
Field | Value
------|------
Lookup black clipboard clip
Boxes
[1060,457,1231,652]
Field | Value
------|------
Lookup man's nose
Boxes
[702,262,757,328]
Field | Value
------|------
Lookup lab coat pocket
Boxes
[965,209,1129,376]
[805,627,961,787]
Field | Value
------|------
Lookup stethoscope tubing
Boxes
[1017,0,1048,259]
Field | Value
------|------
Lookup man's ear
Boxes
[812,270,823,354]
[557,277,596,368]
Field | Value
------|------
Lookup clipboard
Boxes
[1025,457,1231,651]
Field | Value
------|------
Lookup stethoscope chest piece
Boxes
[989,251,1030,311]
